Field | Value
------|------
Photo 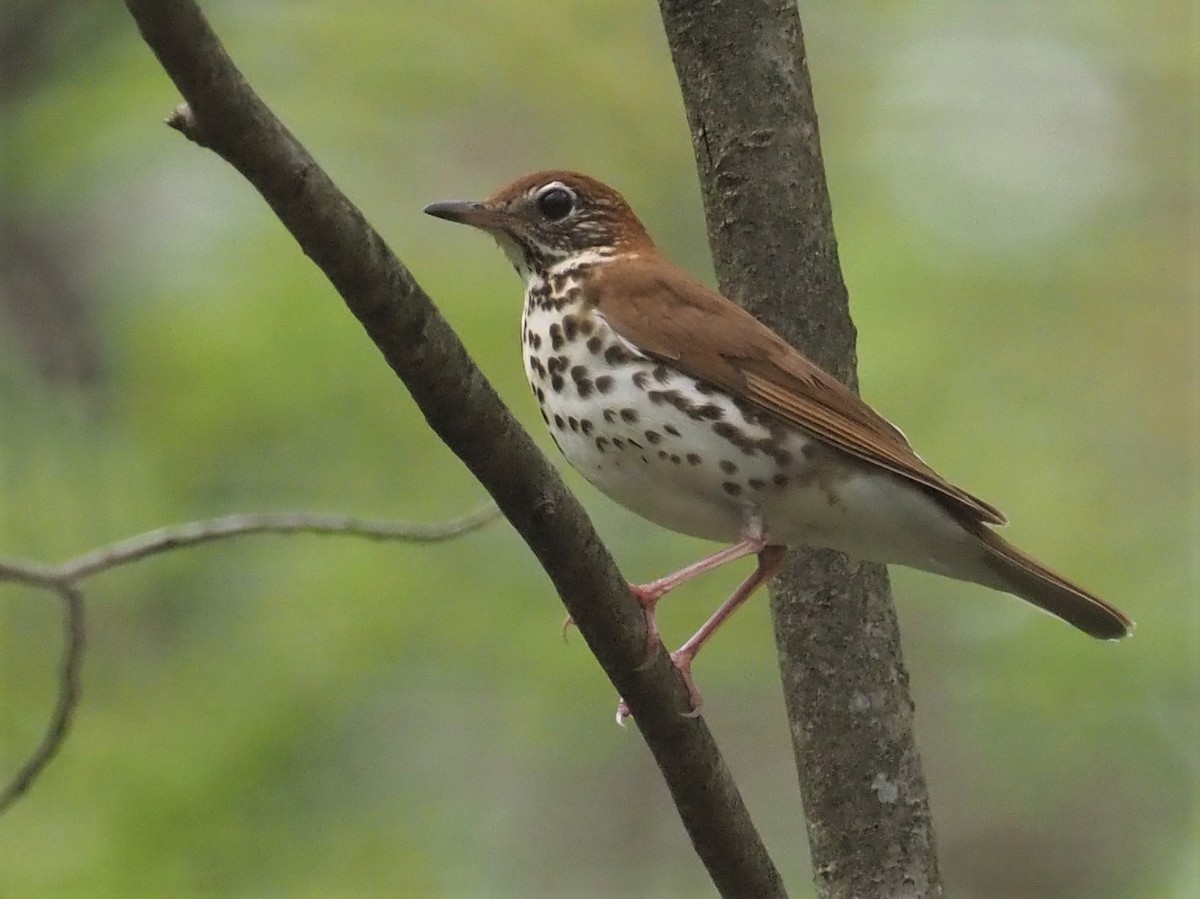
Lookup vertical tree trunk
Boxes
[657,2,944,896]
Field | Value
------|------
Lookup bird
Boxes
[424,170,1133,716]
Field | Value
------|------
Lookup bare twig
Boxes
[0,504,495,814]
[46,506,497,584]
[0,586,83,813]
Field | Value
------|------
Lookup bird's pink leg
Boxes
[627,537,766,664]
[616,544,786,724]
[560,537,765,658]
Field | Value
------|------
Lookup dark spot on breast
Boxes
[765,445,792,466]
[664,424,680,437]
[580,419,594,435]
[568,416,579,432]
[670,454,682,464]
[657,450,669,460]
[627,439,643,450]
[619,408,639,424]
[586,336,603,354]
[550,375,564,392]
[563,314,579,341]
[652,365,671,383]
[570,365,593,398]
[554,414,565,430]
[694,380,716,395]
[549,323,564,351]
[713,421,750,448]
[695,403,724,421]
[773,473,789,487]
[613,438,625,450]
[748,478,766,490]
[535,386,545,404]
[722,481,742,496]
[531,333,542,350]
[719,460,737,475]
[604,344,632,365]
[603,409,616,424]
[594,375,614,394]
[644,430,661,444]
[632,370,650,389]
[595,437,609,452]
[686,453,701,465]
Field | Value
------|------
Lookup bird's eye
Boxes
[535,185,575,221]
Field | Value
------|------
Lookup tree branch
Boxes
[0,585,84,814]
[658,0,943,896]
[31,507,498,584]
[117,1,787,894]
[0,505,494,813]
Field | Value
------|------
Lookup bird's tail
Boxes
[966,527,1134,640]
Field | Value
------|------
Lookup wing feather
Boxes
[588,255,1007,526]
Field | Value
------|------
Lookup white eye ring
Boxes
[534,182,576,221]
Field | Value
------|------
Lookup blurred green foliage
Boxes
[1,1,1196,896]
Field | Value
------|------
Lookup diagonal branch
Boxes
[117,1,787,895]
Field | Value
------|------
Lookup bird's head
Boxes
[424,170,654,281]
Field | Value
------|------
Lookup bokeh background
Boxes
[2,1,1197,896]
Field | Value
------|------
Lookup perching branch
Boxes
[658,0,943,896]
[118,1,786,896]
[0,505,496,814]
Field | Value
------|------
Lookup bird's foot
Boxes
[629,583,664,669]
[614,647,704,726]
[560,583,663,663]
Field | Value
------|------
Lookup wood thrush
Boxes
[425,171,1133,717]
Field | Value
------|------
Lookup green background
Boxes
[2,1,1196,896]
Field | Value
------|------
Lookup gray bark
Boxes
[658,1,944,896]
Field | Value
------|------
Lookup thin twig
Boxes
[0,506,497,589]
[56,506,499,582]
[0,585,84,813]
[0,504,497,814]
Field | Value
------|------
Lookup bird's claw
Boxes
[628,583,665,669]
[614,649,704,726]
[615,698,631,727]
[633,606,663,671]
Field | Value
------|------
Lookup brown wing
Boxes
[588,255,1007,526]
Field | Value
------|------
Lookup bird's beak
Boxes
[423,200,509,231]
